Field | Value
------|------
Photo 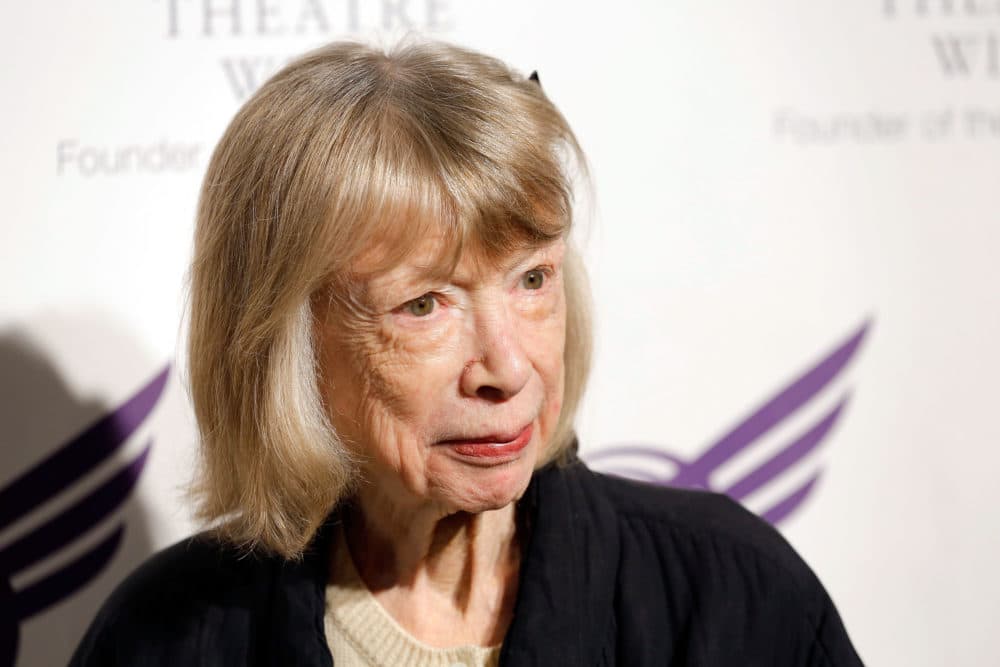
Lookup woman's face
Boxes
[317,234,567,516]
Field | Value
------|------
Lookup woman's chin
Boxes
[429,444,538,513]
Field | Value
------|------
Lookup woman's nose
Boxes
[460,308,531,401]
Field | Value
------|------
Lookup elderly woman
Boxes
[71,40,862,666]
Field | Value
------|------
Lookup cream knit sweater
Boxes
[324,523,502,667]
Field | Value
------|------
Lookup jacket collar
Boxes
[500,460,620,666]
[268,458,620,666]
[268,512,339,666]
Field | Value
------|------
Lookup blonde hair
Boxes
[187,38,592,559]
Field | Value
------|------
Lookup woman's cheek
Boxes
[366,308,466,399]
[518,284,566,347]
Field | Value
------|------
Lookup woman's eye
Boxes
[404,294,436,317]
[521,269,545,290]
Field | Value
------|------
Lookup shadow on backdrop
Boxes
[0,325,165,667]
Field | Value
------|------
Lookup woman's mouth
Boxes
[438,423,534,460]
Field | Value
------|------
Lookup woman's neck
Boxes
[339,490,523,648]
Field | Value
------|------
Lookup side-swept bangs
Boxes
[187,38,592,558]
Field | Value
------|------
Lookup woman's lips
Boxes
[440,423,533,459]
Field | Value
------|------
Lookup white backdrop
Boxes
[2,2,999,665]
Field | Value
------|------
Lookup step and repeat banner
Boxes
[2,2,998,665]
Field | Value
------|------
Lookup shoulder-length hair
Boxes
[187,38,592,559]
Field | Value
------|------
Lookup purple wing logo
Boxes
[0,366,169,667]
[585,321,870,525]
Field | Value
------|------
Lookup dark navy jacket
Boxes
[70,460,864,665]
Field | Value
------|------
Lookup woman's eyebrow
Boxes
[506,241,563,269]
[373,241,561,293]
[368,265,448,298]
[399,262,455,285]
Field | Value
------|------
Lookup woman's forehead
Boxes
[350,229,457,279]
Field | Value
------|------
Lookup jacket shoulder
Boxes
[563,464,862,664]
[69,532,270,665]
[577,464,811,579]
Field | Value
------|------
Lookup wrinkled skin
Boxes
[316,235,567,523]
